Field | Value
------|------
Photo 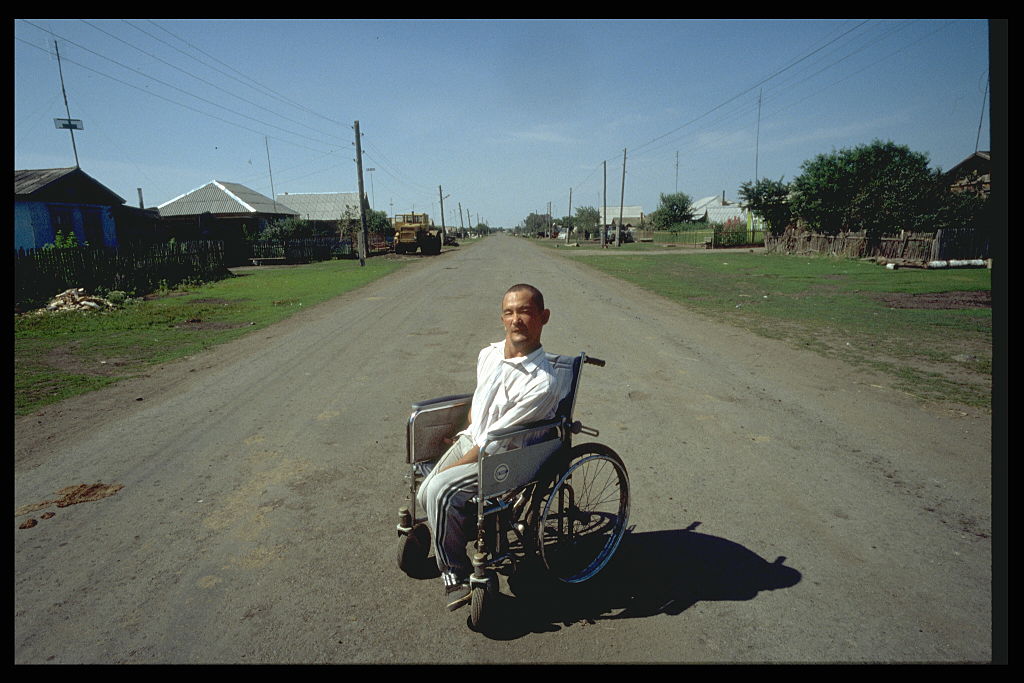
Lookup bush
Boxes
[712,218,749,247]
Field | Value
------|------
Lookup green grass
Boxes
[14,257,406,416]
[563,251,992,409]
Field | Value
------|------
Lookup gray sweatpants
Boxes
[416,434,478,579]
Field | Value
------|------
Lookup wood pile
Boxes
[39,288,118,313]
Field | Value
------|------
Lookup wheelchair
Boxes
[396,352,630,631]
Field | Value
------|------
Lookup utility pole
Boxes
[458,202,465,237]
[265,137,277,212]
[54,41,80,168]
[354,120,368,266]
[566,187,573,245]
[755,88,762,182]
[617,148,627,247]
[675,151,679,193]
[438,185,447,245]
[602,160,607,248]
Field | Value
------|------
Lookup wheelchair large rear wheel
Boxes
[531,443,629,583]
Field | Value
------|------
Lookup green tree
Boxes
[649,192,695,229]
[739,177,792,236]
[789,140,937,238]
[522,212,550,236]
[574,206,600,234]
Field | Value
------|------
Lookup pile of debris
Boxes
[38,288,119,313]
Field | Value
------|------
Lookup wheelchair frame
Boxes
[397,352,630,630]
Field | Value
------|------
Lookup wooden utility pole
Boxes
[602,160,607,248]
[354,120,368,266]
[438,185,447,244]
[54,41,80,168]
[566,187,573,245]
[617,148,627,247]
[458,202,465,237]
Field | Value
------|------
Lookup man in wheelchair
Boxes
[416,284,560,611]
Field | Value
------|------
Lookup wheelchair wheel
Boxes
[469,570,499,632]
[397,522,434,578]
[531,443,629,583]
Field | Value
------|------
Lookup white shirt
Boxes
[460,341,560,454]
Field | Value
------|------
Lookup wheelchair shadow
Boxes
[482,523,802,640]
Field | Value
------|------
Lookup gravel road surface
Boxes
[14,235,993,663]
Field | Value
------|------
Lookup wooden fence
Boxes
[765,227,990,261]
[15,241,230,309]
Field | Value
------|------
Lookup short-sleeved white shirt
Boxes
[459,341,559,453]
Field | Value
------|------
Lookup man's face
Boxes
[501,289,549,353]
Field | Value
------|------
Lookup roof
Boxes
[690,195,739,212]
[158,180,297,217]
[943,151,991,179]
[705,206,747,223]
[600,206,645,223]
[15,167,126,205]
[275,192,360,221]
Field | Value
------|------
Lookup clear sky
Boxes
[14,19,993,229]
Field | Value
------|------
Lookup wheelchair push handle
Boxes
[584,355,606,367]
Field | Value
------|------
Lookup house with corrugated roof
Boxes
[158,180,297,229]
[275,191,361,236]
[15,167,125,250]
[690,194,747,224]
[157,180,299,265]
[599,205,645,227]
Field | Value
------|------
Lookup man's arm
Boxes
[438,443,480,473]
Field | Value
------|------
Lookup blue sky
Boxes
[15,19,992,229]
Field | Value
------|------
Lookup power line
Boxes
[19,20,345,152]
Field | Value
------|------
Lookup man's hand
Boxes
[439,444,480,473]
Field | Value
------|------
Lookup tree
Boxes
[739,177,792,236]
[789,140,937,238]
[522,212,550,236]
[574,206,600,234]
[649,192,694,229]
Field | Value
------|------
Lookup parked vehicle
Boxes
[393,213,442,255]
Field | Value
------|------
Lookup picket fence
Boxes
[15,241,229,309]
[764,227,990,261]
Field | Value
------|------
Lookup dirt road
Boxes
[14,234,993,663]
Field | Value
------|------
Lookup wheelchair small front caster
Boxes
[469,554,499,632]
[397,520,433,579]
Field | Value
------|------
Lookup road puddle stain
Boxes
[16,483,124,529]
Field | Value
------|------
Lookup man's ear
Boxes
[541,309,551,325]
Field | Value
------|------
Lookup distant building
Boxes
[690,194,746,224]
[275,191,361,236]
[599,205,645,227]
[15,167,124,250]
[157,180,298,265]
[943,151,990,198]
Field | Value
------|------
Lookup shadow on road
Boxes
[476,523,802,640]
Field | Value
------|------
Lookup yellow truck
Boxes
[392,213,442,255]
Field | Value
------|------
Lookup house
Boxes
[15,167,125,251]
[944,151,990,198]
[599,205,645,227]
[690,194,746,224]
[275,191,361,236]
[157,180,298,240]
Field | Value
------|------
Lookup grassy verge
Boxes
[14,256,406,416]
[561,250,992,410]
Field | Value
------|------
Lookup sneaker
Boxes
[442,573,472,611]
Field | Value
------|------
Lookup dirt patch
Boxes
[16,483,125,525]
[43,342,141,377]
[872,291,991,309]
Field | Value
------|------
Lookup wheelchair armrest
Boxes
[411,393,473,411]
[484,416,563,444]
